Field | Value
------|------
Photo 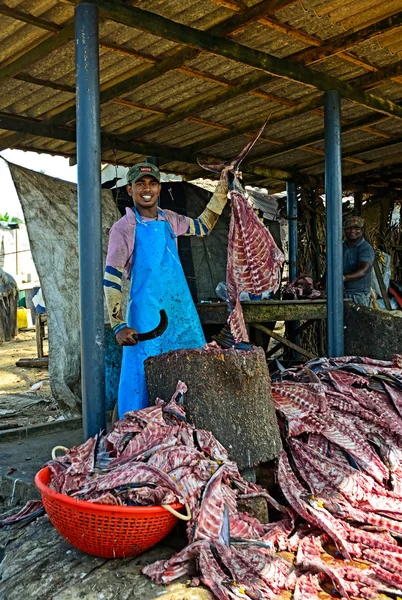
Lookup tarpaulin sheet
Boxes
[9,162,123,414]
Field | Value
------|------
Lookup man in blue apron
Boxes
[104,162,228,417]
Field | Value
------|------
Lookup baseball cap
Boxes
[127,162,160,184]
[344,216,364,229]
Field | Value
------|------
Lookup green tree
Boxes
[0,212,23,224]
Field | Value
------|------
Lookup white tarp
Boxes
[9,162,124,415]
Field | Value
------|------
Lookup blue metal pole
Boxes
[286,180,300,357]
[324,90,344,357]
[286,181,298,283]
[75,2,106,438]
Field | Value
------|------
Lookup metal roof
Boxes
[1,0,402,191]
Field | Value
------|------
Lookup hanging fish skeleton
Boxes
[198,123,285,343]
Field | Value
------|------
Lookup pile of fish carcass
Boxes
[4,357,402,599]
[269,353,402,599]
[142,355,402,599]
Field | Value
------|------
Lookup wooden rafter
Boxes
[99,4,402,144]
[0,0,401,187]
[290,11,402,66]
[11,2,402,137]
[84,0,402,119]
[6,2,396,125]
[348,60,402,90]
[299,136,402,174]
[176,105,390,169]
[0,111,305,183]
[342,153,402,180]
[0,4,61,32]
[0,21,75,82]
[208,0,297,12]
[207,0,247,11]
[193,60,400,166]
[256,13,402,84]
[0,0,292,150]
[14,73,75,94]
[244,113,391,165]
[2,0,401,158]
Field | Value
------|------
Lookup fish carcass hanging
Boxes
[198,124,284,343]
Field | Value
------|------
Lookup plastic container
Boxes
[35,467,183,558]
[17,306,28,329]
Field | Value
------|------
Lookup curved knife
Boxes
[133,309,168,342]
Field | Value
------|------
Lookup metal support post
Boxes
[286,181,298,283]
[324,90,344,357]
[354,190,363,216]
[75,2,106,438]
[146,156,160,167]
[286,181,299,358]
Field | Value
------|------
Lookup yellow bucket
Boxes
[17,306,28,329]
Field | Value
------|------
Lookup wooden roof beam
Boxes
[9,58,385,157]
[191,60,402,157]
[90,0,402,144]
[9,71,392,169]
[51,0,294,127]
[342,154,402,180]
[0,21,75,83]
[348,60,402,91]
[3,0,402,162]
[255,15,398,81]
[0,5,61,32]
[69,3,401,116]
[207,0,247,10]
[7,0,399,149]
[0,111,305,183]
[299,136,402,173]
[208,0,300,12]
[290,11,402,66]
[0,0,286,148]
[244,112,391,167]
[79,0,402,125]
[14,73,75,94]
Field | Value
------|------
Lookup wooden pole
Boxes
[372,259,392,311]
[310,189,325,357]
[252,323,317,359]
[365,230,392,311]
[0,23,75,83]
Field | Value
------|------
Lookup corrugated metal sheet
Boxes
[0,0,400,190]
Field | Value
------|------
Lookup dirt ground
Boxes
[0,330,61,428]
[0,330,49,395]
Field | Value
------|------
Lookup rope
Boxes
[161,502,192,521]
[51,446,68,460]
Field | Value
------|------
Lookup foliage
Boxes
[0,212,23,224]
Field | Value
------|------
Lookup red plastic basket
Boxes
[35,466,183,558]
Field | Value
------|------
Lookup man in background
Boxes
[343,216,374,307]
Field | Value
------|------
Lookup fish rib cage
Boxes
[35,467,183,558]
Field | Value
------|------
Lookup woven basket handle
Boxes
[51,446,69,460]
[161,502,192,521]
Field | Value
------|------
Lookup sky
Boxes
[0,149,78,219]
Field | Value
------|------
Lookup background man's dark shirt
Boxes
[343,238,375,294]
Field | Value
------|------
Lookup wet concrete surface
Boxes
[0,427,83,505]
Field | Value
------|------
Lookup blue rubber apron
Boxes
[118,209,205,416]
